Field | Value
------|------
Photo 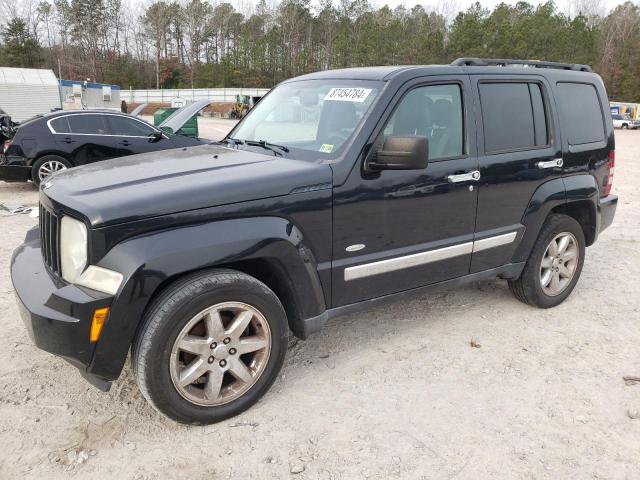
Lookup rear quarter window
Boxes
[556,82,605,145]
[49,116,71,133]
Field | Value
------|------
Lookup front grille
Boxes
[40,203,61,275]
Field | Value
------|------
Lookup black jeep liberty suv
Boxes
[12,58,618,424]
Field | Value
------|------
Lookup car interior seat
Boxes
[316,101,357,146]
[430,98,462,158]
[391,91,432,137]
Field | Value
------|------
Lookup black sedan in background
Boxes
[1,104,208,185]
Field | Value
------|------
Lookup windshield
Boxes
[229,79,382,159]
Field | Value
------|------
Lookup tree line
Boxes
[1,0,639,101]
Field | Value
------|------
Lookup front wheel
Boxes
[132,269,288,424]
[509,214,586,308]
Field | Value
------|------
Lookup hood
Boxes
[130,103,147,117]
[42,144,332,227]
[159,99,210,134]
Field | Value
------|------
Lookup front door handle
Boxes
[447,170,481,183]
[537,158,563,169]
[118,141,131,146]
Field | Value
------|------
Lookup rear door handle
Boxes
[447,170,480,183]
[61,137,76,144]
[537,158,563,169]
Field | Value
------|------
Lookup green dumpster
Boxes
[153,107,199,138]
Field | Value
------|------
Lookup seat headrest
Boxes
[433,99,453,127]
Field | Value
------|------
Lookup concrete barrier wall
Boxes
[121,88,270,104]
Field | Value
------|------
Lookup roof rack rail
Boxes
[451,57,593,73]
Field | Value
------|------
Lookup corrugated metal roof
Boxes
[0,67,58,86]
[0,68,61,121]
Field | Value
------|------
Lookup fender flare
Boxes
[512,177,566,262]
[512,174,598,263]
[87,216,326,380]
[563,174,600,244]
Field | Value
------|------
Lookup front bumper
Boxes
[11,227,113,389]
[599,194,617,233]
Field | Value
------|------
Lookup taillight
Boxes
[3,140,11,153]
[604,150,615,196]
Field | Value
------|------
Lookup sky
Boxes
[125,0,633,16]
[372,0,627,12]
[365,0,634,20]
[103,0,639,22]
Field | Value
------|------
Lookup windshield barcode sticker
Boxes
[324,88,372,103]
[319,144,334,153]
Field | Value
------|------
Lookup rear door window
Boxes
[479,82,549,153]
[66,115,108,135]
[556,82,605,145]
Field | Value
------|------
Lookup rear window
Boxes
[556,82,605,145]
[479,82,548,153]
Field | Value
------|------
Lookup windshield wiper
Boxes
[217,137,244,146]
[244,139,289,156]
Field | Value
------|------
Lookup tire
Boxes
[622,123,628,129]
[31,155,71,186]
[508,214,586,308]
[132,269,288,425]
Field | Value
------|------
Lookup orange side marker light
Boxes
[90,307,110,343]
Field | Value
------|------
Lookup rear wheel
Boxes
[509,214,585,308]
[132,269,288,424]
[32,155,71,186]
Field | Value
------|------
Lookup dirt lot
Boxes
[0,128,638,479]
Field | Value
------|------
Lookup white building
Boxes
[0,67,61,122]
[59,79,121,110]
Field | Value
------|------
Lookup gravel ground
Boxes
[0,128,638,479]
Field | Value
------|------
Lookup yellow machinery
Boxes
[229,95,263,119]
[230,95,250,119]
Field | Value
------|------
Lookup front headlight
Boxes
[60,215,87,283]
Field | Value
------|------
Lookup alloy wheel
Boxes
[38,160,67,182]
[169,302,272,406]
[539,232,579,296]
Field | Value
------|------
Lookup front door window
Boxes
[384,84,464,160]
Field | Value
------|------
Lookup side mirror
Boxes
[368,135,428,171]
[149,130,163,142]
